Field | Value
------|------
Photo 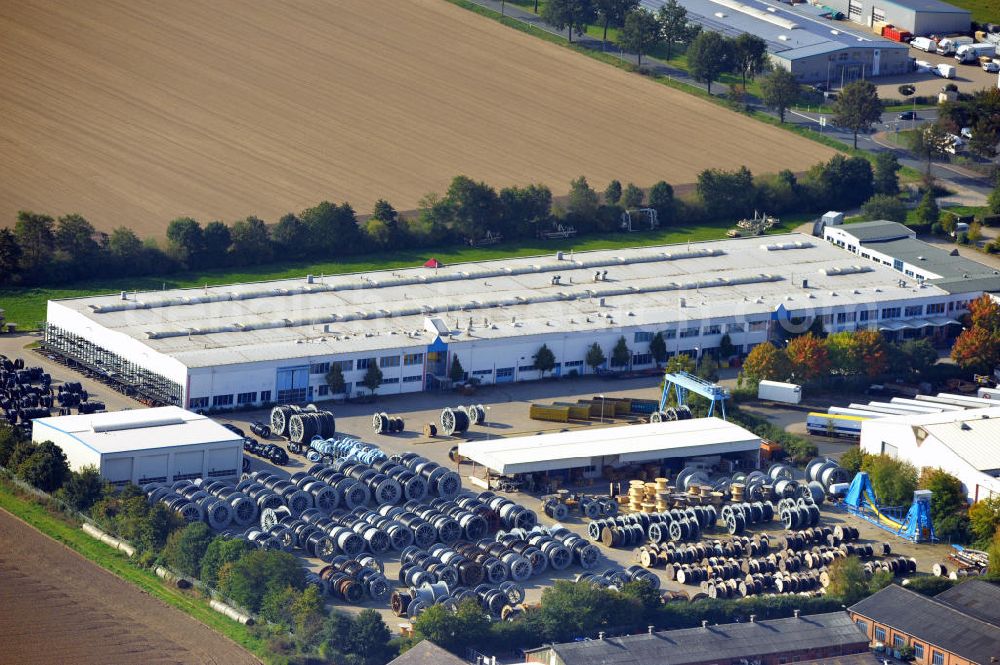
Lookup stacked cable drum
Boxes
[395,453,463,500]
[328,458,403,505]
[248,470,316,515]
[806,457,852,496]
[575,566,660,591]
[192,478,259,526]
[0,357,54,427]
[777,497,822,530]
[319,555,390,602]
[270,404,335,443]
[250,505,340,559]
[478,492,537,530]
[308,464,373,510]
[529,524,601,569]
[371,412,405,434]
[307,437,385,464]
[439,405,485,436]
[391,580,524,620]
[588,505,717,547]
[719,501,776,535]
[143,482,212,525]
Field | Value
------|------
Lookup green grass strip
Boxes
[0,482,271,662]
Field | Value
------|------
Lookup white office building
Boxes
[43,233,994,410]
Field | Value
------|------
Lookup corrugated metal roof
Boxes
[836,221,915,242]
[32,406,241,454]
[919,410,1000,473]
[882,0,971,14]
[458,418,759,474]
[850,584,1000,664]
[528,612,867,665]
[934,579,1000,628]
[388,640,467,665]
[51,234,956,368]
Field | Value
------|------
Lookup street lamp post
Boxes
[486,406,492,440]
[599,394,606,424]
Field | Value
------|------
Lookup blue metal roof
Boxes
[641,0,908,60]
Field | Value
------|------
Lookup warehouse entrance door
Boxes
[276,365,308,403]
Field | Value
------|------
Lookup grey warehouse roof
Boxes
[839,221,1000,293]
[387,640,467,665]
[49,234,958,369]
[934,579,1000,628]
[850,584,1000,664]
[526,612,868,665]
[882,0,970,14]
[641,0,907,61]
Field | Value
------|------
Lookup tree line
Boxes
[0,152,882,289]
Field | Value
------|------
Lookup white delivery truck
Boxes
[758,380,802,404]
[936,63,956,78]
[910,36,937,52]
[956,43,996,63]
[937,36,974,55]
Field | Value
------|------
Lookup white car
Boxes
[983,60,1000,73]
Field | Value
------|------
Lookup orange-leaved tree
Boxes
[741,341,790,384]
[853,329,888,377]
[785,333,830,381]
[968,294,1000,332]
[952,325,1000,373]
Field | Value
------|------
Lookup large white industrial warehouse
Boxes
[860,407,1000,503]
[32,407,243,486]
[43,233,990,409]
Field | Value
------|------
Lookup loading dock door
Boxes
[848,0,863,21]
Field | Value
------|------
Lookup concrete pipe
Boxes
[210,599,255,626]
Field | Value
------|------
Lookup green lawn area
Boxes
[943,0,1000,24]
[0,480,269,661]
[1,214,819,330]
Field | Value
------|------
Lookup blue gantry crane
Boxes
[660,371,730,420]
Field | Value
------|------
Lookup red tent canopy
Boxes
[423,258,442,268]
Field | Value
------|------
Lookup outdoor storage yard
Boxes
[0,0,836,232]
[0,509,260,665]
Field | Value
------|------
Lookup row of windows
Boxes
[309,354,425,375]
[192,390,272,409]
[631,323,758,344]
[864,621,933,663]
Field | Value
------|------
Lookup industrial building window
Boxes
[277,388,306,403]
[403,375,422,383]
[310,362,330,375]
[189,397,209,409]
[138,475,167,484]
[703,325,721,335]
[892,635,905,648]
[905,305,923,317]
[726,323,745,333]
[880,307,901,320]
[861,252,870,259]
[380,355,400,368]
[913,643,924,659]
[634,331,653,343]
[855,619,868,632]
[356,358,376,370]
[680,327,699,338]
[632,353,652,365]
[237,391,257,405]
[260,390,271,403]
[173,471,201,482]
[905,270,914,277]
[497,367,514,378]
[859,310,872,322]
[472,369,494,375]
[837,312,857,323]
[332,360,353,372]
[749,321,767,332]
[932,652,943,665]
[519,364,536,372]
[318,385,329,396]
[664,329,677,339]
[403,353,424,366]
[564,360,584,368]
[874,627,886,642]
[212,394,234,407]
[821,314,833,325]
[381,377,399,384]
[927,303,945,314]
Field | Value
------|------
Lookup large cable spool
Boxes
[270,405,300,437]
[440,407,471,436]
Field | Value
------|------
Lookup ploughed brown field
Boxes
[0,508,260,665]
[0,0,836,233]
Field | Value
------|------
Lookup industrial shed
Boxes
[43,234,991,409]
[859,406,1000,502]
[31,406,243,486]
[457,418,760,477]
[822,0,970,36]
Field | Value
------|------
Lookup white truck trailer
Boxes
[757,380,802,404]
[956,43,996,63]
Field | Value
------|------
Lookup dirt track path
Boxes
[0,509,260,665]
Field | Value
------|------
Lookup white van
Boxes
[910,37,936,52]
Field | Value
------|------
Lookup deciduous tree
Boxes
[0,229,23,285]
[832,80,882,149]
[622,182,644,208]
[362,363,383,396]
[604,180,622,204]
[741,342,790,384]
[785,333,830,381]
[914,188,939,227]
[732,33,768,88]
[200,537,254,585]
[760,67,800,124]
[566,176,600,229]
[969,496,1000,546]
[697,166,754,219]
[951,326,1000,373]
[16,440,69,492]
[617,8,661,67]
[585,342,606,373]
[656,0,692,59]
[908,122,950,175]
[162,522,215,577]
[14,211,55,273]
[445,175,501,242]
[861,194,906,223]
[218,549,305,612]
[229,216,273,265]
[873,151,901,196]
[54,214,100,263]
[55,466,105,511]
[649,332,667,365]
[594,0,638,42]
[919,468,970,542]
[648,181,675,224]
[449,355,466,383]
[541,0,597,43]
[166,217,204,266]
[325,365,346,397]
[202,220,232,259]
[687,31,732,94]
[862,454,917,507]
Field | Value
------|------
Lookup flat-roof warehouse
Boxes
[458,418,761,476]
[43,233,991,409]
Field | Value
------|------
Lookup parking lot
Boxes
[874,47,999,99]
